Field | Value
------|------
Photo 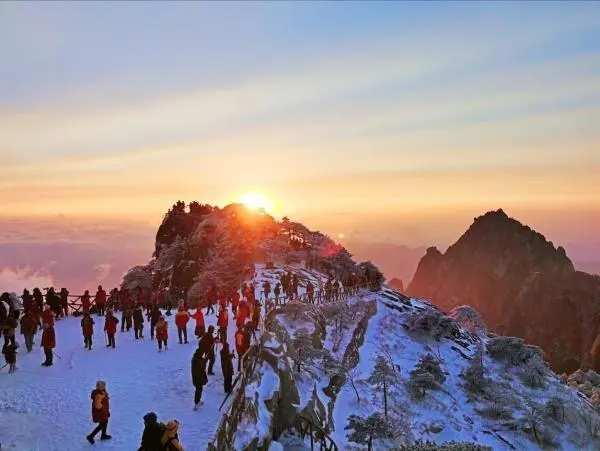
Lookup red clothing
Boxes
[81,294,91,313]
[219,296,228,309]
[156,321,168,340]
[104,315,118,335]
[237,301,249,327]
[175,310,190,328]
[95,289,107,306]
[218,309,229,328]
[41,326,56,349]
[20,314,38,335]
[41,309,55,326]
[120,290,131,308]
[231,292,240,308]
[137,291,146,306]
[81,316,94,337]
[191,310,205,327]
[91,389,110,423]
[235,330,247,356]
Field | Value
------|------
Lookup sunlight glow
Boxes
[237,191,276,213]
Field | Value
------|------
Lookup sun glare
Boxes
[237,191,275,213]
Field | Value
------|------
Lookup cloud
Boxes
[0,266,54,293]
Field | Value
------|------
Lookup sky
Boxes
[1,2,599,289]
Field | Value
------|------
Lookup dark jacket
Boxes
[198,332,215,357]
[191,350,208,387]
[150,307,161,326]
[220,346,234,376]
[138,412,166,451]
[133,308,144,327]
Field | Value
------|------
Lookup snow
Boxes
[0,307,242,451]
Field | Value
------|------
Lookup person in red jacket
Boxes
[41,304,55,327]
[120,288,132,332]
[234,326,248,372]
[191,308,205,338]
[236,299,249,328]
[87,380,111,444]
[81,312,95,350]
[95,285,107,317]
[219,293,228,310]
[174,306,190,344]
[104,310,119,348]
[41,323,56,366]
[20,311,38,352]
[155,316,168,351]
[136,287,146,308]
[81,290,91,314]
[230,291,240,319]
[217,305,228,343]
[251,300,261,331]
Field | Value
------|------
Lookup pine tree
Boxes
[367,355,399,418]
[345,413,394,451]
[409,353,446,399]
[462,344,486,393]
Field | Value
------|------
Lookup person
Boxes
[136,287,146,310]
[45,288,62,320]
[95,286,107,317]
[217,305,228,343]
[41,323,55,366]
[251,300,260,331]
[306,281,315,304]
[191,345,208,409]
[164,288,173,316]
[81,290,91,314]
[234,326,248,372]
[191,307,205,338]
[220,342,234,394]
[20,310,38,352]
[120,288,133,332]
[22,289,33,312]
[262,280,271,300]
[81,312,95,350]
[3,313,17,348]
[149,305,161,340]
[133,305,144,339]
[218,293,228,310]
[161,419,185,451]
[236,299,249,329]
[108,288,119,312]
[87,380,111,444]
[198,325,216,375]
[205,289,216,315]
[155,315,168,351]
[137,412,166,451]
[175,306,190,344]
[33,287,44,312]
[59,288,69,317]
[230,291,240,319]
[2,342,17,373]
[291,274,299,299]
[104,310,119,348]
[273,283,281,304]
[41,304,55,327]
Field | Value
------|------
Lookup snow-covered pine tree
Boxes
[462,343,486,393]
[409,353,446,399]
[367,355,400,418]
[293,328,321,376]
[345,413,394,451]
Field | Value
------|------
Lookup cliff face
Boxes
[408,209,600,373]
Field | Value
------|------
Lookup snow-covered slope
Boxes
[229,265,600,451]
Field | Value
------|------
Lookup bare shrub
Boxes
[405,309,459,340]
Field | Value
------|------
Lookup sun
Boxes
[237,191,275,213]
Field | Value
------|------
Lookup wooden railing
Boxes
[296,414,339,451]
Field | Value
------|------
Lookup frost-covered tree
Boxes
[367,355,400,418]
[462,344,486,393]
[409,353,446,399]
[448,305,487,336]
[345,413,394,451]
[293,328,322,376]
[405,309,460,340]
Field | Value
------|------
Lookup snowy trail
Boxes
[0,308,240,451]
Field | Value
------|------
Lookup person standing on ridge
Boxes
[41,323,56,366]
[164,287,173,316]
[81,312,95,350]
[22,289,33,313]
[191,345,208,410]
[87,380,111,444]
[81,290,91,315]
[234,326,248,372]
[191,307,205,338]
[230,290,240,319]
[104,310,119,348]
[20,310,38,352]
[306,281,315,304]
[133,305,145,339]
[262,280,271,300]
[149,305,161,340]
[175,305,190,344]
[220,341,234,394]
[41,304,55,327]
[273,283,281,304]
[198,325,216,375]
[217,304,228,343]
[33,287,44,312]
[120,288,133,332]
[59,288,69,317]
[155,315,169,351]
[95,285,107,317]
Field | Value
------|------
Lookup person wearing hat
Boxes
[138,411,166,451]
[104,310,119,348]
[40,323,56,366]
[81,312,95,350]
[191,344,207,410]
[198,325,216,375]
[155,315,169,351]
[87,380,111,444]
[161,419,184,451]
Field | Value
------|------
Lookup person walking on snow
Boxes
[205,288,216,315]
[138,412,166,451]
[87,380,111,444]
[104,310,119,348]
[175,306,190,344]
[234,326,248,372]
[191,307,205,338]
[20,310,38,352]
[149,305,161,340]
[262,281,271,300]
[81,290,91,314]
[41,304,55,327]
[41,323,56,366]
[161,419,185,451]
[306,281,315,304]
[273,283,281,304]
[198,325,216,375]
[81,312,95,350]
[230,291,240,318]
[217,305,228,343]
[191,345,208,410]
[133,305,145,339]
[155,316,169,351]
[220,341,234,394]
[236,299,249,329]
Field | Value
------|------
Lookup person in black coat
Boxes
[137,411,165,451]
[149,306,161,340]
[133,306,145,339]
[191,347,208,409]
[198,325,216,375]
[220,342,234,394]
